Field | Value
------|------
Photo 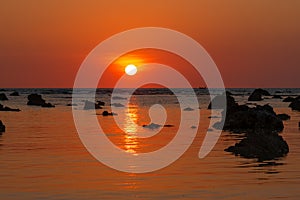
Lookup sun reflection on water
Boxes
[123,106,139,155]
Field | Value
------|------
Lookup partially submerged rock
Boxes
[10,91,19,96]
[289,99,300,111]
[283,97,295,102]
[0,120,5,132]
[248,88,270,101]
[183,107,194,111]
[142,123,161,129]
[66,103,78,106]
[0,93,8,101]
[208,91,237,110]
[216,103,283,133]
[272,95,282,99]
[83,100,103,110]
[27,94,55,108]
[0,104,20,112]
[225,130,289,161]
[101,111,117,116]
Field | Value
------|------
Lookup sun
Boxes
[125,64,137,76]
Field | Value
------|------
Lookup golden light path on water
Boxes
[123,106,139,155]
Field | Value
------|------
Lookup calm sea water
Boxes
[1,88,300,199]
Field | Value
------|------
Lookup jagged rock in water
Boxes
[225,130,289,161]
[0,93,8,101]
[248,88,271,101]
[27,94,54,108]
[27,94,46,106]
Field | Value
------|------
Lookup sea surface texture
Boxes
[1,88,300,199]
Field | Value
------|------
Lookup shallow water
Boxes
[0,88,300,199]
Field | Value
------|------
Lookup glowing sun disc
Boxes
[125,64,137,76]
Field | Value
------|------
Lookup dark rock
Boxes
[277,114,291,121]
[0,120,5,132]
[101,111,116,116]
[84,100,103,110]
[41,103,55,108]
[27,94,46,106]
[0,93,8,101]
[142,123,161,129]
[97,101,105,106]
[289,100,300,111]
[27,94,54,108]
[248,88,271,101]
[253,88,271,96]
[272,95,282,99]
[208,91,238,110]
[283,97,295,102]
[10,91,19,96]
[222,108,283,133]
[0,104,21,112]
[225,130,289,161]
[163,124,174,127]
[183,107,194,111]
[67,103,78,106]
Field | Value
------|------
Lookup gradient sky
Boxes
[1,0,299,88]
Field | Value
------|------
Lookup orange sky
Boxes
[0,0,300,88]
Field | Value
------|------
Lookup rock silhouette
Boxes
[248,88,270,101]
[0,120,5,132]
[0,104,20,112]
[27,94,55,108]
[208,91,237,110]
[0,93,8,101]
[289,99,300,111]
[84,100,103,110]
[283,97,295,102]
[101,111,117,116]
[272,95,282,99]
[10,91,19,96]
[225,130,289,161]
[210,91,289,161]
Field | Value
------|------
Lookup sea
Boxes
[0,88,300,199]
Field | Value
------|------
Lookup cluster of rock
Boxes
[209,91,289,161]
[27,94,55,108]
[0,120,5,133]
